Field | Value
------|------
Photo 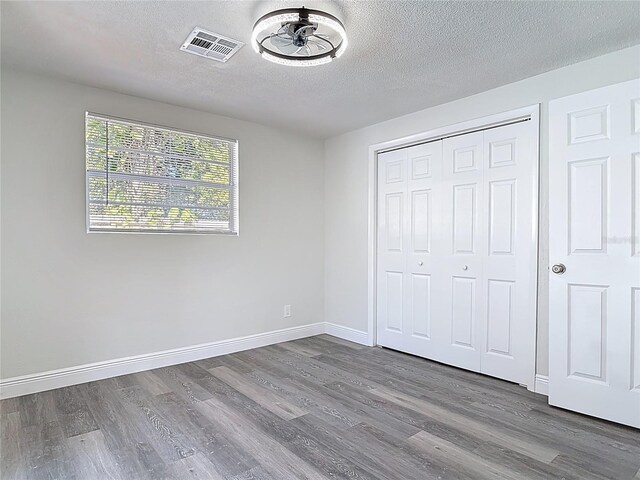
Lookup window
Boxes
[85,113,238,234]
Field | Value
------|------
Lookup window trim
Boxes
[85,112,239,236]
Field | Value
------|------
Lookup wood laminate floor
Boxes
[1,335,639,479]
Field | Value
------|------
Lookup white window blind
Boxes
[85,113,238,234]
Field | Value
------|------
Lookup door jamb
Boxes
[367,104,541,390]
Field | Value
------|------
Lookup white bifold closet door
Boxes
[377,121,536,386]
[377,142,443,359]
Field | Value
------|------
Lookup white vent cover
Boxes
[180,27,244,63]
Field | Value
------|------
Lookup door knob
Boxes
[418,261,423,266]
[552,263,566,274]
[462,265,468,271]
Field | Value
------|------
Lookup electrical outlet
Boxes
[283,304,291,318]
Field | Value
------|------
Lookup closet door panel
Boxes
[406,142,443,356]
[452,183,477,254]
[436,132,485,371]
[376,149,407,351]
[377,142,444,358]
[480,122,536,385]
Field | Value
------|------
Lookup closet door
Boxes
[377,143,442,356]
[404,143,443,357]
[480,122,536,385]
[376,118,537,388]
[376,148,408,352]
[436,132,485,372]
[436,125,536,381]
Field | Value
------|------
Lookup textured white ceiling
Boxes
[2,1,639,138]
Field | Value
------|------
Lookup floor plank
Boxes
[66,430,123,479]
[209,366,308,420]
[408,430,523,480]
[1,336,639,479]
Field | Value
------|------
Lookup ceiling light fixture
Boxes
[251,7,347,67]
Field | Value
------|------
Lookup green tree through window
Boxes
[85,113,238,234]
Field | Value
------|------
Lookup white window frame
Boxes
[85,112,239,235]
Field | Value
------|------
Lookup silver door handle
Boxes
[462,265,468,271]
[552,263,566,274]
[418,261,423,266]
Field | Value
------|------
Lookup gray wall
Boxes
[1,69,325,379]
[3,45,639,382]
[323,45,640,376]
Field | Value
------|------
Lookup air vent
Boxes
[180,27,244,63]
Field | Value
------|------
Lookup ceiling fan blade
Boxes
[293,45,312,56]
[270,35,298,54]
[294,25,316,38]
[308,39,327,51]
[271,34,291,47]
[310,34,334,48]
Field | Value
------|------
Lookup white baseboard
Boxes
[0,320,545,400]
[324,323,371,346]
[0,322,325,399]
[534,374,549,396]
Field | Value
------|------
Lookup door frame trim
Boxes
[367,104,540,389]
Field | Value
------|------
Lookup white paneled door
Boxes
[436,132,484,372]
[377,117,538,387]
[481,122,537,383]
[549,79,640,428]
[377,142,443,359]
